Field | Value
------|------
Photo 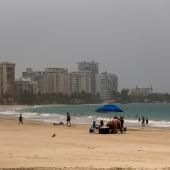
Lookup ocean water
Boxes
[1,103,170,128]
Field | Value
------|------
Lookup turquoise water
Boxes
[24,103,170,121]
[1,103,170,127]
[17,103,170,127]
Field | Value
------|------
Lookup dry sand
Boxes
[0,118,170,170]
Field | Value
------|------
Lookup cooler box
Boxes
[99,127,109,134]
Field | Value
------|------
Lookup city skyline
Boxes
[14,61,119,101]
[16,61,151,93]
[1,0,170,93]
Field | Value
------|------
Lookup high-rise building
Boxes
[78,61,99,94]
[0,62,15,97]
[42,68,69,94]
[96,72,118,100]
[70,71,91,94]
[22,68,45,94]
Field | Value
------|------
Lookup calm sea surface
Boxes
[1,103,170,127]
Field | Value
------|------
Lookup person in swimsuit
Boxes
[66,112,71,126]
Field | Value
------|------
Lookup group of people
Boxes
[138,116,149,126]
[108,115,125,133]
[113,115,124,128]
[90,115,125,134]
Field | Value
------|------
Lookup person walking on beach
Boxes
[146,117,149,125]
[120,116,124,129]
[138,117,141,122]
[66,112,71,126]
[19,114,23,124]
[141,116,145,126]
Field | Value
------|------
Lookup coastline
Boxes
[0,116,170,169]
[0,104,170,129]
[1,104,170,129]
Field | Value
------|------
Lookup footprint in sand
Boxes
[87,146,95,149]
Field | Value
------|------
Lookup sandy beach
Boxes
[0,117,170,170]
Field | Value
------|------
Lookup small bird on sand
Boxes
[51,133,56,137]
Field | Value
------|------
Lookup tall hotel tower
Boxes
[0,62,15,97]
[78,61,99,94]
[42,68,69,94]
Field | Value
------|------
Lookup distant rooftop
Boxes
[0,61,15,65]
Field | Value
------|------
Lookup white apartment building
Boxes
[41,68,69,94]
[96,72,118,100]
[70,71,91,94]
[78,61,99,94]
[129,86,153,97]
[0,62,15,97]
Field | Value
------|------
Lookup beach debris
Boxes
[51,133,56,137]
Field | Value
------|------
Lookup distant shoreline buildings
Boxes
[0,60,154,104]
[128,86,153,97]
[16,60,118,100]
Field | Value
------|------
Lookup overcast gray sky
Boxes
[1,0,170,92]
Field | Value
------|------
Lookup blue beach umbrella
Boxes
[96,104,124,113]
[95,104,124,123]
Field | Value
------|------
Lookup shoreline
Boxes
[1,113,170,130]
[1,104,170,129]
[0,114,170,130]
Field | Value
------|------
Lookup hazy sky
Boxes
[1,0,170,92]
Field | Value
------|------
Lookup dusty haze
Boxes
[0,0,170,92]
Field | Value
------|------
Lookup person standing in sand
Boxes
[66,112,71,126]
[141,116,145,126]
[146,117,149,125]
[138,117,141,122]
[19,114,23,124]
